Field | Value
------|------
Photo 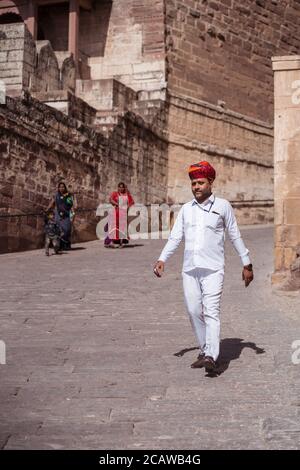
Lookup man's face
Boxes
[191,177,212,201]
[118,184,126,194]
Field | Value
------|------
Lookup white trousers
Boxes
[182,268,224,361]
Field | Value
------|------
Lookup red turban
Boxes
[188,161,216,181]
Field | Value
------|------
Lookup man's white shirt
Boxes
[158,193,251,272]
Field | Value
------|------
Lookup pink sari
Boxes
[105,190,134,243]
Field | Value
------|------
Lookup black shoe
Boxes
[204,356,216,372]
[191,352,205,368]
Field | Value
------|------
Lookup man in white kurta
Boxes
[154,161,254,371]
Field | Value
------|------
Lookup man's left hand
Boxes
[242,265,253,287]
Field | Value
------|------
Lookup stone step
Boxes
[133,99,164,110]
[75,78,137,112]
[137,89,166,101]
[94,115,120,126]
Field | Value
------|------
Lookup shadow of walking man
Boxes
[212,338,265,377]
[174,338,265,378]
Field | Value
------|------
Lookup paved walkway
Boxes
[0,226,300,450]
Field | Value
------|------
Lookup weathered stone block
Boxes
[0,52,7,63]
[283,246,296,270]
[7,50,24,62]
[0,39,25,51]
[284,199,300,225]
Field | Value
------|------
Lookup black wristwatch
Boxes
[244,264,253,271]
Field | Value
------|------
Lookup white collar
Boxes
[192,193,215,210]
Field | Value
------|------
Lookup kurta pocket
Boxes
[205,213,221,230]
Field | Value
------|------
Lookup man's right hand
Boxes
[153,260,165,278]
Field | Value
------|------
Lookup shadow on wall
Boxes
[0,212,98,254]
[0,12,23,24]
[37,1,113,57]
[37,3,69,51]
[0,233,44,254]
[79,0,113,57]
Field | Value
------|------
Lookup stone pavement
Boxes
[0,225,300,450]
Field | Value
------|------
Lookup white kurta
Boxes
[158,193,251,271]
[158,193,251,361]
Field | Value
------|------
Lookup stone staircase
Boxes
[76,78,137,111]
[75,77,166,135]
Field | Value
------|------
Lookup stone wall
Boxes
[162,0,300,221]
[31,40,60,92]
[0,92,168,253]
[76,78,138,111]
[272,55,300,290]
[86,0,166,92]
[31,90,97,125]
[0,22,35,96]
[166,0,300,123]
[0,23,76,96]
[4,0,297,249]
[166,92,274,224]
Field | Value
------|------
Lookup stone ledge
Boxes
[272,55,300,71]
[168,92,274,136]
[168,133,274,169]
[168,92,274,137]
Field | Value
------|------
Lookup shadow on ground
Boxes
[174,338,265,378]
[104,244,144,249]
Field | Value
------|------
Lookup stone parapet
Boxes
[76,78,138,112]
[31,90,97,125]
[0,22,35,95]
[0,22,77,97]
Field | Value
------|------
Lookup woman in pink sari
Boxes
[104,182,135,248]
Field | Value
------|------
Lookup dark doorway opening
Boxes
[0,12,23,24]
[37,3,69,50]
